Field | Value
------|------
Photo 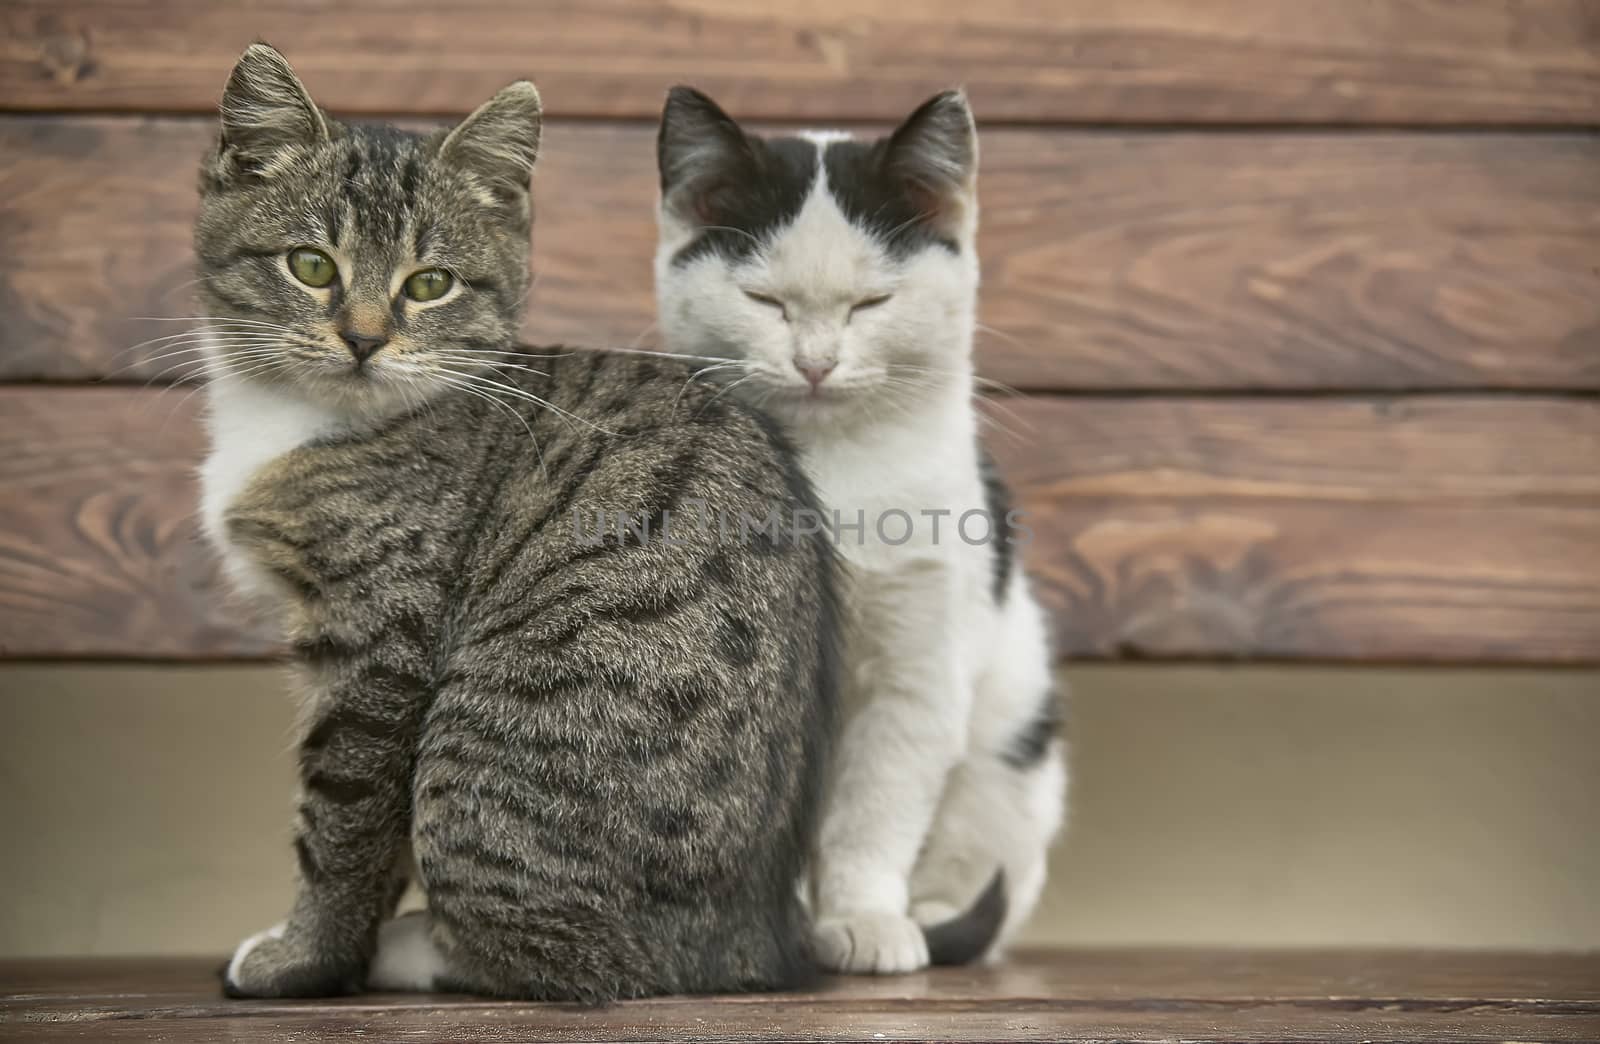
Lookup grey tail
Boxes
[922,870,1007,966]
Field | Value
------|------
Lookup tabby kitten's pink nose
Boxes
[796,361,835,388]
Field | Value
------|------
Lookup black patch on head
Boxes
[659,86,974,266]
[1002,687,1062,771]
[670,136,819,267]
[823,139,959,258]
[978,445,1016,604]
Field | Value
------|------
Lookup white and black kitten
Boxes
[654,88,1067,973]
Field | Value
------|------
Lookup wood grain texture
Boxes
[3,951,1599,1043]
[7,949,1599,1007]
[0,388,276,660]
[991,395,1600,661]
[3,117,1597,391]
[2,387,1595,662]
[3,1,1597,124]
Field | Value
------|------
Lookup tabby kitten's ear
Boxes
[657,86,754,224]
[217,43,329,179]
[439,82,543,207]
[881,89,978,224]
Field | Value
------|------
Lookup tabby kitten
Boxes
[654,89,1066,973]
[197,45,839,1002]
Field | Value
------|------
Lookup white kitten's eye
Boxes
[743,290,788,320]
[849,294,892,318]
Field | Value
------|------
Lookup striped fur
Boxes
[199,46,839,1003]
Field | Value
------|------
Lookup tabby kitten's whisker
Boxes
[591,345,749,368]
[672,361,746,413]
[422,372,549,477]
[108,330,286,365]
[694,371,761,419]
[134,315,299,332]
[138,348,288,387]
[433,366,615,436]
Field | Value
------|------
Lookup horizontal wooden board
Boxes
[3,1,1597,125]
[2,387,1595,662]
[8,949,1599,1007]
[3,117,1597,391]
[3,951,1599,1042]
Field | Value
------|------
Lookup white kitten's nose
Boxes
[795,360,836,389]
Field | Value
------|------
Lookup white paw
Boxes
[367,911,445,992]
[225,922,285,990]
[813,912,929,974]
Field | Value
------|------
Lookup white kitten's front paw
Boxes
[368,910,446,992]
[813,912,929,974]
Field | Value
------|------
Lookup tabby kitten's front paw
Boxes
[223,922,363,998]
[813,912,930,974]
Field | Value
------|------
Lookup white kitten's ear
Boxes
[882,89,977,209]
[218,43,329,178]
[657,86,754,223]
[439,81,543,204]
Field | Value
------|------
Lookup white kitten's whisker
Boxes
[874,207,937,243]
[627,321,660,350]
[970,375,1025,397]
[694,224,764,247]
[974,395,1036,436]
[974,322,1029,350]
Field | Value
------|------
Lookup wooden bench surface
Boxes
[4,950,1599,1042]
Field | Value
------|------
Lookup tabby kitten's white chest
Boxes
[199,374,342,601]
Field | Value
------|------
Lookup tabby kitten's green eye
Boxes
[288,248,337,288]
[403,269,454,302]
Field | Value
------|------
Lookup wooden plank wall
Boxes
[2,2,1597,662]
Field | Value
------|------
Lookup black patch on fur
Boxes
[1003,687,1062,771]
[923,870,1007,965]
[659,87,966,265]
[670,136,818,266]
[978,445,1016,604]
[822,139,959,258]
